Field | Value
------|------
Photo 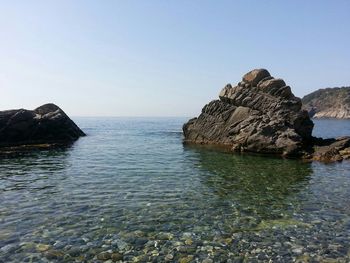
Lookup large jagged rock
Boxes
[0,103,85,149]
[183,69,313,156]
[183,69,350,162]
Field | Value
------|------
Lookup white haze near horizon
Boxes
[1,1,350,117]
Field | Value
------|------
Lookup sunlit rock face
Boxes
[183,69,314,157]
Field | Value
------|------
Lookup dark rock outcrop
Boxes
[0,103,85,149]
[183,69,350,162]
[302,87,350,118]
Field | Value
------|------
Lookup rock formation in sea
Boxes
[0,103,85,149]
[183,69,350,162]
[302,87,350,118]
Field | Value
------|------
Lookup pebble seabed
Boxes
[1,118,350,262]
[2,157,350,263]
[2,218,350,263]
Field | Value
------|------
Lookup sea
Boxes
[0,118,350,262]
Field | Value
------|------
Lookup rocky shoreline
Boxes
[183,69,350,162]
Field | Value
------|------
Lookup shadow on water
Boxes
[0,147,71,192]
[185,145,313,220]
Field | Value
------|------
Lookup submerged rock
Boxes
[0,103,85,150]
[183,69,350,162]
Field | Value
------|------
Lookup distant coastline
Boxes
[302,87,350,119]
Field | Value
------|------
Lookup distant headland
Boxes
[302,87,350,119]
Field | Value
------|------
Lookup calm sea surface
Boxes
[1,118,350,262]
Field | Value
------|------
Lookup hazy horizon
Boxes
[1,1,350,117]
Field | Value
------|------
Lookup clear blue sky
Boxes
[1,1,350,116]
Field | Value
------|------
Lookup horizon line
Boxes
[71,115,192,118]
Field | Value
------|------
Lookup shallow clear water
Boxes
[0,118,350,262]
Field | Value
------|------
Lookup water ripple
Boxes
[1,118,350,262]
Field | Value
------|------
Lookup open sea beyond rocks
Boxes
[1,118,350,263]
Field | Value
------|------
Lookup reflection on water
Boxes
[192,147,312,219]
[0,117,350,262]
[0,149,70,191]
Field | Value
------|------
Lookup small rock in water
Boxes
[1,244,17,253]
[179,255,194,263]
[134,237,148,248]
[53,240,65,249]
[133,230,145,237]
[174,241,183,246]
[182,232,193,239]
[36,243,50,252]
[185,239,193,245]
[97,251,112,260]
[165,253,174,261]
[111,252,123,261]
[151,249,159,257]
[144,240,155,248]
[19,242,36,250]
[292,247,303,255]
[132,254,149,262]
[67,247,81,257]
[115,239,129,251]
[157,232,174,240]
[44,249,65,260]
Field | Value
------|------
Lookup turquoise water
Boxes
[1,118,350,262]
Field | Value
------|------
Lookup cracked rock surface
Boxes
[183,69,350,162]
